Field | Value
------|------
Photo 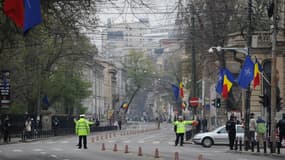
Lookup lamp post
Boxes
[209,46,250,150]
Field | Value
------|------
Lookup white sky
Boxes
[96,0,178,27]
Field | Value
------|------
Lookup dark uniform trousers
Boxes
[175,133,184,146]
[228,131,236,150]
[78,136,87,148]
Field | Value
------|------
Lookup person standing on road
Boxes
[172,115,198,146]
[276,113,285,146]
[3,115,11,143]
[226,114,236,150]
[256,116,266,147]
[249,113,257,145]
[75,114,90,149]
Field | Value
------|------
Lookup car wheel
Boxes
[202,137,213,148]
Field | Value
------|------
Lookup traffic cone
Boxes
[138,146,142,156]
[113,144,118,152]
[154,148,159,158]
[174,152,179,160]
[101,143,105,151]
[124,145,129,153]
[198,154,203,160]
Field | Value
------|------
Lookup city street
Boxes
[0,123,284,160]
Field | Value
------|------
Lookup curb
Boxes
[227,150,285,158]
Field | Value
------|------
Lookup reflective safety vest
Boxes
[256,119,266,134]
[75,118,90,136]
[173,120,194,134]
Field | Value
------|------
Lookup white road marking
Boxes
[63,159,71,160]
[153,141,160,144]
[123,140,130,143]
[32,148,43,152]
[12,149,23,152]
[108,140,115,143]
[52,148,63,151]
[50,154,57,158]
[138,140,144,143]
[168,142,175,145]
[0,150,2,153]
[60,141,69,144]
[47,141,57,144]
[31,142,40,145]
[40,152,47,154]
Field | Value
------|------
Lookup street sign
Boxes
[189,97,199,107]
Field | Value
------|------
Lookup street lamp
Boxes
[209,46,251,150]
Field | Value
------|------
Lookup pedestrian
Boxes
[226,114,236,150]
[118,120,122,130]
[202,118,207,132]
[276,113,285,146]
[249,113,256,144]
[172,115,198,146]
[52,117,60,136]
[3,115,11,143]
[256,116,266,147]
[25,117,32,139]
[95,118,100,127]
[75,114,90,149]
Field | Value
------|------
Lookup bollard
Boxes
[235,138,238,150]
[113,144,118,152]
[124,145,129,153]
[263,141,267,153]
[105,134,108,139]
[109,133,112,139]
[138,147,142,156]
[277,141,280,154]
[101,135,104,140]
[239,138,242,151]
[256,141,260,152]
[251,141,254,152]
[96,136,99,141]
[91,137,95,143]
[174,152,179,160]
[269,141,273,153]
[245,140,249,151]
[198,154,203,160]
[154,148,159,158]
[101,143,106,151]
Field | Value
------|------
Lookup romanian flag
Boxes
[179,81,184,98]
[253,59,263,89]
[3,0,42,34]
[222,69,235,99]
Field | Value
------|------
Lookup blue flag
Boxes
[171,84,179,101]
[215,68,224,94]
[24,0,42,34]
[237,55,254,89]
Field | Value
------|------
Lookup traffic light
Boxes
[211,98,216,107]
[259,94,269,107]
[211,98,221,108]
[216,98,221,108]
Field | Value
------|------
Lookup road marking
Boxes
[60,141,69,144]
[32,148,43,152]
[153,141,160,144]
[123,140,130,143]
[50,154,57,158]
[40,152,47,154]
[138,140,144,143]
[108,140,115,143]
[52,148,63,151]
[168,142,175,145]
[47,141,57,144]
[12,149,23,152]
[0,150,2,153]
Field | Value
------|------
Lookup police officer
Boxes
[226,114,236,150]
[75,114,90,149]
[276,113,285,146]
[173,115,198,146]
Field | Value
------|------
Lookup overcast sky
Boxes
[96,0,178,27]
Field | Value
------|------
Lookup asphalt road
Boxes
[0,122,284,160]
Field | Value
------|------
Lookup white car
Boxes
[192,125,245,147]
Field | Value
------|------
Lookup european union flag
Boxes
[215,68,224,94]
[24,0,42,34]
[237,55,254,89]
[171,84,179,101]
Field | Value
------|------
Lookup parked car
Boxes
[192,125,245,147]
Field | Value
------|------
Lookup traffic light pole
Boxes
[270,0,278,153]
